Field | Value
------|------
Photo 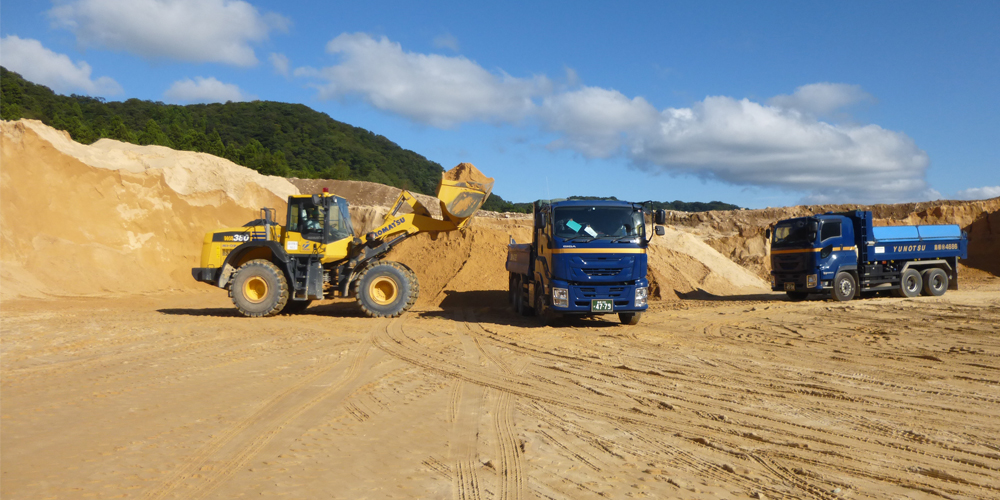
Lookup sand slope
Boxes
[0,120,293,299]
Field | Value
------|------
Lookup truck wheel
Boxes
[619,312,642,325]
[280,299,312,315]
[231,259,289,317]
[518,280,535,316]
[355,261,416,318]
[832,272,857,302]
[508,273,519,307]
[895,268,923,298]
[786,291,808,301]
[922,268,948,296]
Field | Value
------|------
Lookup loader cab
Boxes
[286,193,354,245]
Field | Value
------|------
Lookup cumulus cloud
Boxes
[432,33,460,52]
[956,186,1000,200]
[303,33,551,127]
[48,0,290,67]
[0,35,122,96]
[269,52,290,76]
[164,77,253,103]
[768,82,874,116]
[549,94,931,203]
[296,33,934,203]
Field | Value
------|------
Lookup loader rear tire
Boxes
[356,261,417,318]
[231,259,289,317]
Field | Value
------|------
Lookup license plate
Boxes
[784,282,795,291]
[591,299,613,312]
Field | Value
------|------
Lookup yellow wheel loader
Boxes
[192,163,494,318]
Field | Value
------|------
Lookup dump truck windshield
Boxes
[554,206,645,241]
[772,219,817,247]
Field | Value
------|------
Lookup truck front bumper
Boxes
[771,273,824,293]
[549,279,649,314]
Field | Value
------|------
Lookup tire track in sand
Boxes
[142,318,387,500]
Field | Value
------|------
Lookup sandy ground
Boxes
[3,280,999,500]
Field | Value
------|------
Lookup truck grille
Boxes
[579,286,626,298]
[581,267,621,277]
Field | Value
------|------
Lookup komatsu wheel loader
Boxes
[191,163,494,318]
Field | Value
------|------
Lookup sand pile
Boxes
[289,178,442,218]
[0,120,294,299]
[667,198,1000,279]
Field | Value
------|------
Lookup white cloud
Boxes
[956,186,1000,200]
[295,33,934,203]
[768,82,874,116]
[432,33,459,52]
[164,77,253,103]
[269,52,289,76]
[48,0,290,67]
[304,33,551,127]
[0,35,122,96]
[540,87,658,157]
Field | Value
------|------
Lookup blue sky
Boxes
[2,1,998,208]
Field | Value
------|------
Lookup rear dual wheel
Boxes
[894,269,923,298]
[922,268,948,296]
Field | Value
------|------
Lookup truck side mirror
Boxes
[765,228,771,239]
[534,213,546,229]
[654,209,666,225]
[655,226,665,236]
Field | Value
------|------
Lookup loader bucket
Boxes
[437,163,495,228]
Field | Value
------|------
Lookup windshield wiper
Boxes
[566,236,595,243]
[610,235,638,243]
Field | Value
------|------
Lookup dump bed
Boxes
[868,224,967,262]
[506,242,532,276]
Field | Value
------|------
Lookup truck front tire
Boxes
[832,272,857,302]
[231,259,289,317]
[356,261,417,318]
[922,268,948,296]
[619,312,642,325]
[895,268,923,298]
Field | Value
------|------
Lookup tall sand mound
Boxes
[0,120,295,299]
[289,178,442,218]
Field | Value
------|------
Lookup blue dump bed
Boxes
[869,224,967,262]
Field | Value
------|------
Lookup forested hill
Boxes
[1,66,444,194]
[1,67,740,212]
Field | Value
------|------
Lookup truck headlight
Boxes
[806,274,818,288]
[552,287,569,308]
[635,287,648,307]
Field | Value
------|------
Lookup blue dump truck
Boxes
[506,199,666,324]
[767,210,968,301]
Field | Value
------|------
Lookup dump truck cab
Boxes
[507,199,666,325]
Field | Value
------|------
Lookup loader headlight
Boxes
[806,274,818,288]
[635,287,648,307]
[552,287,569,308]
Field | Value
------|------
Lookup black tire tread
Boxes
[354,260,417,318]
[231,259,289,318]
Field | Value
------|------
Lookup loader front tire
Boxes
[231,259,289,317]
[356,261,417,318]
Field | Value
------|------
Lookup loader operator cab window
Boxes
[287,197,353,244]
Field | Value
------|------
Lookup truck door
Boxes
[817,219,855,282]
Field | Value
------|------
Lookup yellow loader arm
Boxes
[369,163,494,242]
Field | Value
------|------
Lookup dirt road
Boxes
[3,285,999,499]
